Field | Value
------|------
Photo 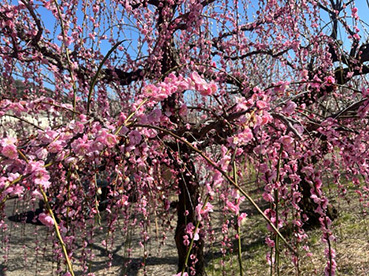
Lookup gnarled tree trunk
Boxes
[174,153,204,274]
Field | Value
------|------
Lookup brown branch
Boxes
[213,48,290,61]
[21,0,43,44]
[169,0,217,31]
[103,68,145,86]
[334,65,369,84]
[330,99,368,119]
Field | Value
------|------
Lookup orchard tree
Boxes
[1,0,369,275]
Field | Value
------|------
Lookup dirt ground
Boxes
[1,187,369,276]
[0,198,179,276]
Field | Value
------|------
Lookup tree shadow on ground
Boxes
[71,238,178,276]
[0,264,8,276]
[7,209,43,225]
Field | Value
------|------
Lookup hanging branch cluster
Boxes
[1,0,369,275]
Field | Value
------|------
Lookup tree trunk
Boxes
[156,2,205,268]
[298,161,338,229]
[173,153,205,275]
[299,177,321,229]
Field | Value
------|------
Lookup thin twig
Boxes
[53,0,78,118]
[39,186,75,276]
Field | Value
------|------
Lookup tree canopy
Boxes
[1,0,369,275]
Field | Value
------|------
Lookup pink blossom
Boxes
[351,7,358,19]
[141,128,157,138]
[266,252,275,265]
[273,81,289,94]
[235,97,248,111]
[38,213,54,227]
[129,130,142,146]
[158,83,176,100]
[195,202,213,220]
[90,141,104,152]
[362,87,369,97]
[262,192,274,202]
[68,120,85,134]
[324,76,335,85]
[353,33,361,40]
[118,195,129,207]
[48,141,63,153]
[237,212,247,226]
[31,190,43,200]
[179,104,188,116]
[144,82,176,102]
[71,135,90,155]
[96,129,117,148]
[324,248,337,276]
[75,142,90,156]
[27,161,51,189]
[188,72,217,96]
[176,81,189,92]
[346,71,354,78]
[226,201,240,214]
[39,129,58,144]
[280,135,294,147]
[0,178,7,190]
[283,100,297,116]
[256,100,268,109]
[190,72,207,89]
[164,72,178,84]
[265,236,275,247]
[93,4,99,13]
[231,127,253,146]
[33,169,51,189]
[147,109,162,123]
[185,222,199,241]
[259,112,273,125]
[212,171,224,188]
[143,84,159,98]
[1,144,18,159]
[10,184,24,197]
[0,137,17,147]
[201,81,217,96]
[183,235,190,246]
[35,148,48,160]
[1,173,19,190]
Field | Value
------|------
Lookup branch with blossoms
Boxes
[6,147,76,276]
[133,123,297,255]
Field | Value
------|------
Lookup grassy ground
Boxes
[205,185,369,276]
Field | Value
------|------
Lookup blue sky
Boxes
[31,0,369,55]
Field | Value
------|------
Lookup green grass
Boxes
[205,187,369,276]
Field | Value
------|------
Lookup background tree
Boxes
[1,0,369,275]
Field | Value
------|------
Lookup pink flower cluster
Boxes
[187,72,217,96]
[26,161,51,189]
[0,137,18,159]
[71,127,118,157]
[0,173,22,196]
[184,222,199,242]
[195,201,213,220]
[38,213,54,228]
[143,72,217,102]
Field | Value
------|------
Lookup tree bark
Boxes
[297,161,338,229]
[171,150,204,275]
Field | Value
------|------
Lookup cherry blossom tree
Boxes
[1,0,369,275]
